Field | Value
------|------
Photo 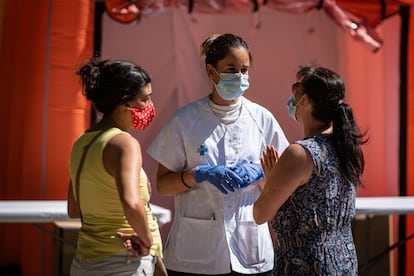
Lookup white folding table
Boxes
[0,200,171,226]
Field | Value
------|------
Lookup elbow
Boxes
[156,182,170,196]
[253,205,268,225]
[156,179,179,196]
[254,215,266,225]
[122,200,142,215]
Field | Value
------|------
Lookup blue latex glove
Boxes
[229,161,264,188]
[193,165,243,194]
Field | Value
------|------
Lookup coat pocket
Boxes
[174,216,218,264]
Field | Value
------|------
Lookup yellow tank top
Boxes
[69,128,162,259]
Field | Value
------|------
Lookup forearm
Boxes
[157,168,197,196]
[256,179,266,192]
[123,202,153,248]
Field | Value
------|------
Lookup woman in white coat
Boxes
[148,33,289,276]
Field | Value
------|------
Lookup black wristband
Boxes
[181,171,192,189]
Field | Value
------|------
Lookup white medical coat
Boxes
[147,96,289,274]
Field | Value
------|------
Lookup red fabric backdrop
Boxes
[0,0,93,274]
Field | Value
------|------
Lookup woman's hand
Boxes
[117,232,151,257]
[260,145,279,180]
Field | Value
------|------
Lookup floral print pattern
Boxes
[272,136,357,275]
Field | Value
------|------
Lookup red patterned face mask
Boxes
[129,102,156,130]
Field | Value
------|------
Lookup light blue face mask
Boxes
[287,96,297,121]
[214,72,249,101]
[287,95,305,121]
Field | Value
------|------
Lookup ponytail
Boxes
[332,103,367,186]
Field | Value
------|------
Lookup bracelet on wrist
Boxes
[181,171,192,189]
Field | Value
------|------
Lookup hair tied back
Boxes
[90,66,100,79]
[200,33,221,57]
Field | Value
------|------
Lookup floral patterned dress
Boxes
[272,136,357,275]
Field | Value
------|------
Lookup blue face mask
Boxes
[287,96,297,121]
[287,94,305,121]
[214,72,249,101]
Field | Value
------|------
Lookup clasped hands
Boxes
[116,232,150,257]
[193,161,264,194]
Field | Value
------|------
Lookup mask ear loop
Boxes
[207,65,221,86]
[209,66,220,79]
[295,94,306,106]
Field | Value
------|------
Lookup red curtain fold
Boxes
[336,0,403,26]
[0,0,94,275]
[101,0,414,52]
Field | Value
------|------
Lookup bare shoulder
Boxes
[106,132,140,152]
[279,143,313,184]
[282,143,310,160]
[103,132,141,176]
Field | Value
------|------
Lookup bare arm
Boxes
[104,133,152,250]
[156,163,197,196]
[67,179,81,218]
[253,144,313,224]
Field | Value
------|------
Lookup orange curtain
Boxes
[335,6,414,274]
[335,2,414,275]
[0,0,93,275]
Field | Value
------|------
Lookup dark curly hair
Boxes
[76,58,151,114]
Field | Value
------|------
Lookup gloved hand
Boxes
[193,165,243,194]
[229,161,264,189]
